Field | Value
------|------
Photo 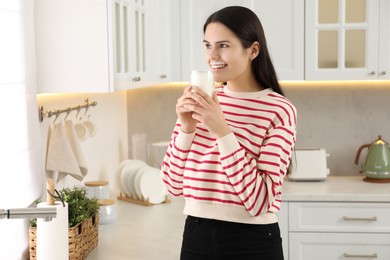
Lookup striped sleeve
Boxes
[258,124,296,212]
[161,121,195,196]
[218,109,296,217]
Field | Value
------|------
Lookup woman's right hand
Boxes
[176,85,198,133]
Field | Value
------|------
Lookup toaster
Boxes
[288,148,329,181]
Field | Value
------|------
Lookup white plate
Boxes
[127,166,140,199]
[139,166,167,204]
[116,160,132,195]
[134,166,146,200]
[120,160,147,197]
[120,166,131,197]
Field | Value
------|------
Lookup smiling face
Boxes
[203,22,260,91]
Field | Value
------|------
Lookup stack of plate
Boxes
[117,159,167,204]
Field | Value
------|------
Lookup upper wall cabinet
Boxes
[179,0,247,81]
[35,0,115,93]
[248,0,304,80]
[114,0,173,90]
[178,0,304,81]
[379,0,390,80]
[180,0,304,80]
[150,0,173,84]
[306,0,390,80]
[35,0,172,93]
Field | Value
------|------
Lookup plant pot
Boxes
[29,214,99,260]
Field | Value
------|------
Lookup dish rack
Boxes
[117,193,170,206]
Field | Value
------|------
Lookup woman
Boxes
[161,6,297,260]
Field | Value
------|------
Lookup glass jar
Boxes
[84,181,110,199]
[97,199,117,225]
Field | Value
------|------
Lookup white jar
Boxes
[97,199,117,225]
[84,181,110,199]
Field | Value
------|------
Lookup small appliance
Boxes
[354,135,390,183]
[288,148,329,181]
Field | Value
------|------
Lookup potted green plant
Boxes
[29,186,100,260]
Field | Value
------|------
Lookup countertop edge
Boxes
[281,176,390,203]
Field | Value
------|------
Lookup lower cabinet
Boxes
[290,233,390,260]
[279,202,390,260]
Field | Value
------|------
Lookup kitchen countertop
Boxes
[86,176,390,259]
[283,176,390,202]
[86,196,186,260]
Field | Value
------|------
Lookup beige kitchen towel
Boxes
[46,122,83,181]
[64,120,88,178]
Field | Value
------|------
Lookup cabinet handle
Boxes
[380,71,387,76]
[160,74,167,79]
[132,77,141,82]
[369,71,376,76]
[343,253,377,258]
[342,216,377,221]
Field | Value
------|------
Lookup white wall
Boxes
[37,91,129,197]
[0,1,43,259]
[1,3,128,257]
[126,81,390,176]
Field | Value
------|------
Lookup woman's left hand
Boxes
[185,87,231,139]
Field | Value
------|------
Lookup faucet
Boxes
[0,207,57,222]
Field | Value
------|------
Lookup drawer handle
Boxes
[343,253,377,258]
[342,216,377,221]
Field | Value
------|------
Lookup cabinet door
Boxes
[290,233,390,260]
[278,202,289,260]
[379,0,390,79]
[114,0,171,89]
[170,0,181,81]
[248,0,304,80]
[179,0,248,81]
[179,0,304,81]
[114,0,148,90]
[289,202,390,233]
[305,0,380,80]
[148,0,172,83]
[35,0,113,93]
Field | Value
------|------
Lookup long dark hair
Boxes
[203,6,284,96]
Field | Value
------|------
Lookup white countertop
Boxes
[283,176,390,202]
[86,197,186,260]
[86,176,390,259]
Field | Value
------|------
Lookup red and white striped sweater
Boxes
[161,86,297,224]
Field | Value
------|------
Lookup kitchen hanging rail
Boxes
[39,98,97,122]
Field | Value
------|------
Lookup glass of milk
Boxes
[190,70,215,96]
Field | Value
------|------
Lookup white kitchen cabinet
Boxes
[289,202,390,233]
[305,0,390,80]
[35,0,173,93]
[114,0,149,89]
[280,177,390,260]
[113,0,174,90]
[179,0,246,81]
[179,0,303,81]
[287,202,390,260]
[278,202,289,260]
[35,0,115,93]
[290,233,390,260]
[248,0,304,80]
[379,0,390,80]
[149,0,174,84]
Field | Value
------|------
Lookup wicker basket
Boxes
[29,214,99,260]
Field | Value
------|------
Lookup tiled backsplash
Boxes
[127,81,390,176]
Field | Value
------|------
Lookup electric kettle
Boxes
[354,135,390,182]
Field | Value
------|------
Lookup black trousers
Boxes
[180,216,284,260]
